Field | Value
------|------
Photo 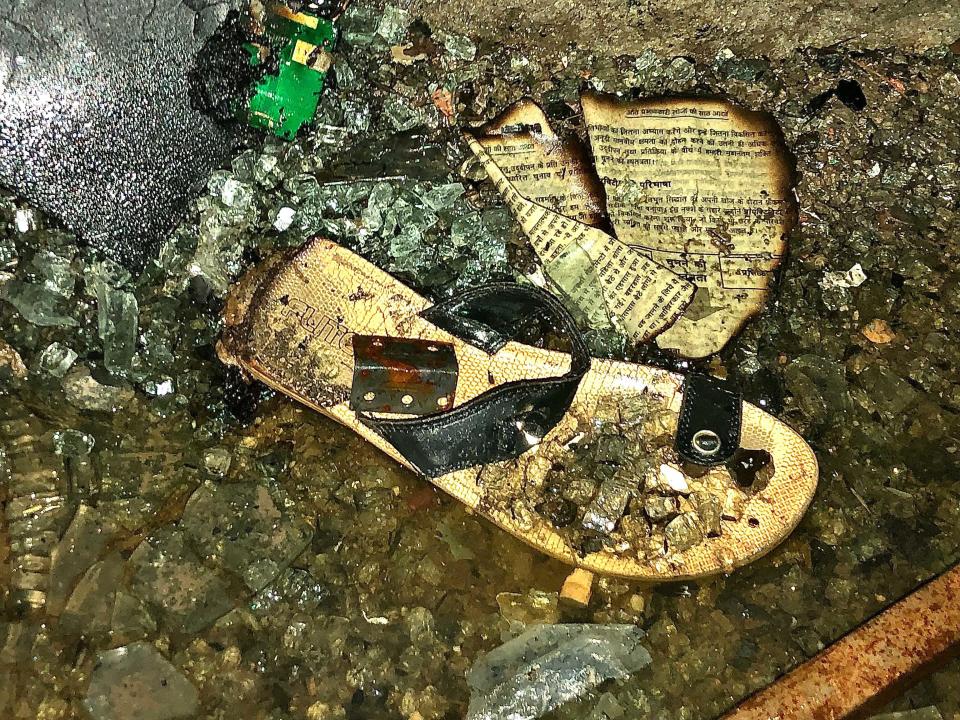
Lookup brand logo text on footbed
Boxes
[279,297,354,358]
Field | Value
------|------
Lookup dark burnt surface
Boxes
[0,0,240,270]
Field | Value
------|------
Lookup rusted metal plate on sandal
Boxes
[350,335,458,415]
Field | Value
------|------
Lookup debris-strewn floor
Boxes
[1,3,959,719]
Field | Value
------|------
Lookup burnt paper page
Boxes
[466,134,694,343]
[581,92,797,358]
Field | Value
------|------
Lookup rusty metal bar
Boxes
[722,563,960,720]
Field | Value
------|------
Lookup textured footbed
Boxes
[218,238,818,580]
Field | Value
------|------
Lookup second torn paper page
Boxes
[581,92,797,358]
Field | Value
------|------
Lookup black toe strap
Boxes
[675,374,742,465]
[357,283,590,477]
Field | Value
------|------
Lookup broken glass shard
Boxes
[33,250,76,297]
[437,31,477,61]
[466,624,652,720]
[37,342,79,377]
[422,183,465,211]
[582,475,635,534]
[179,481,314,593]
[59,552,124,636]
[383,96,429,132]
[127,527,235,634]
[376,5,411,43]
[85,642,199,720]
[99,288,139,375]
[111,592,158,642]
[83,261,139,374]
[1,280,78,326]
[220,177,254,210]
[47,505,117,616]
[340,3,380,46]
[53,429,95,457]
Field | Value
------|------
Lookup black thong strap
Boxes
[357,283,590,477]
[356,283,743,476]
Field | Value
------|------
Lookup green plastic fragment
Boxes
[246,5,337,140]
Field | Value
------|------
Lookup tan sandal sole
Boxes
[218,238,818,580]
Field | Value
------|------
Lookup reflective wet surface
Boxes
[0,0,239,267]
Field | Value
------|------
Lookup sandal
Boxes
[218,238,817,581]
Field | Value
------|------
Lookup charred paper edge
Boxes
[471,98,612,232]
[580,90,799,355]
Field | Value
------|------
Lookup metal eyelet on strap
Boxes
[675,374,742,465]
[692,429,722,457]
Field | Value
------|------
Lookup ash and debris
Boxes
[1,2,960,719]
[477,390,769,563]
